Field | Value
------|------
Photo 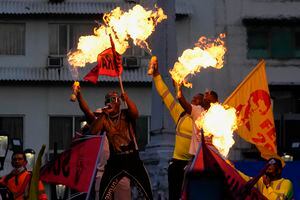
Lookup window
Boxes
[0,116,23,145]
[273,114,300,160]
[49,23,94,55]
[123,40,149,57]
[135,116,150,151]
[270,85,300,159]
[49,116,82,150]
[0,23,25,55]
[123,45,143,57]
[246,25,300,59]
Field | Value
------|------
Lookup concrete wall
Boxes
[216,0,300,97]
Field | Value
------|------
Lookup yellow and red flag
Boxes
[224,60,278,160]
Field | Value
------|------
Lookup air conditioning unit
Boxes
[122,57,140,68]
[124,0,140,4]
[48,0,64,3]
[47,56,63,68]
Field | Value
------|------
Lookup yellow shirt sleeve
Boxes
[153,75,184,123]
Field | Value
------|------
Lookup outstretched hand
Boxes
[72,83,81,95]
[148,56,159,77]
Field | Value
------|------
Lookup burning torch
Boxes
[147,56,157,75]
[70,81,80,102]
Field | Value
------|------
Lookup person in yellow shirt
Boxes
[148,57,203,200]
[240,158,294,200]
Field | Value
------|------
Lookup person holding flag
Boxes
[89,91,153,199]
[239,158,294,200]
[74,86,131,200]
[79,34,152,199]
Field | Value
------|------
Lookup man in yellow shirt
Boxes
[241,158,294,200]
[148,57,203,200]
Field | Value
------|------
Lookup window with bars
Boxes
[123,40,150,57]
[246,25,300,59]
[49,116,83,151]
[0,23,25,55]
[271,85,300,159]
[0,116,23,147]
[136,116,150,151]
[49,23,94,56]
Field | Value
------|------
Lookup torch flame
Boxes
[67,5,167,69]
[195,103,237,157]
[170,33,226,88]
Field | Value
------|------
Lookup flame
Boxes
[169,33,226,88]
[195,103,237,157]
[68,5,167,68]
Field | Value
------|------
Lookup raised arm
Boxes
[176,84,192,115]
[149,56,184,123]
[121,92,139,119]
[76,89,95,124]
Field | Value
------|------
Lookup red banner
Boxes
[182,139,267,200]
[84,48,123,84]
[40,136,102,192]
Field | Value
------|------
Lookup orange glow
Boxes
[169,34,226,88]
[195,103,237,157]
[68,5,167,68]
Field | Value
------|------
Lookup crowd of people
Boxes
[0,57,294,200]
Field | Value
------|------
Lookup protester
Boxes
[89,91,153,200]
[240,158,294,200]
[75,88,131,200]
[0,151,47,200]
[148,57,203,200]
[175,82,218,156]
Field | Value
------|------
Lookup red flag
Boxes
[84,35,123,84]
[83,48,123,84]
[182,136,267,200]
[40,136,102,192]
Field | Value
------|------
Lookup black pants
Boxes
[168,159,189,200]
[99,152,153,200]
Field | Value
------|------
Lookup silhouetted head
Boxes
[191,93,204,106]
[265,158,283,180]
[203,90,218,110]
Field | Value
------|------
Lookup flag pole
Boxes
[118,75,125,94]
[109,34,125,94]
